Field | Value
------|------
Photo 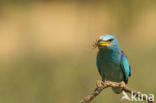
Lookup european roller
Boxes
[95,34,131,93]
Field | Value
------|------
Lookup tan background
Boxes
[0,0,156,103]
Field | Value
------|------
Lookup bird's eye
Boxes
[107,39,114,42]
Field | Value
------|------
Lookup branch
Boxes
[79,80,155,103]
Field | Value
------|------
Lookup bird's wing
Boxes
[120,50,131,84]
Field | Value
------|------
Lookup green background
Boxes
[0,0,156,103]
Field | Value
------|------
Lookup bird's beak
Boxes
[97,40,109,47]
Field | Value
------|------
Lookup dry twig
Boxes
[80,80,155,103]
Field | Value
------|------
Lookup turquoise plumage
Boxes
[96,34,131,93]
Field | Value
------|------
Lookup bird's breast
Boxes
[97,50,124,82]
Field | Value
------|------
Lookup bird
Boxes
[95,34,131,94]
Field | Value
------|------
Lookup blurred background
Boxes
[0,0,156,103]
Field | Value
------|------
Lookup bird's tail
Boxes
[112,87,123,94]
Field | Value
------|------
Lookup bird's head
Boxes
[95,34,120,50]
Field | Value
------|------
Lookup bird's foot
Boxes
[96,80,103,87]
[120,81,126,88]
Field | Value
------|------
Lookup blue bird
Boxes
[96,34,131,93]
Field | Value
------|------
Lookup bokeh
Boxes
[0,0,156,103]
